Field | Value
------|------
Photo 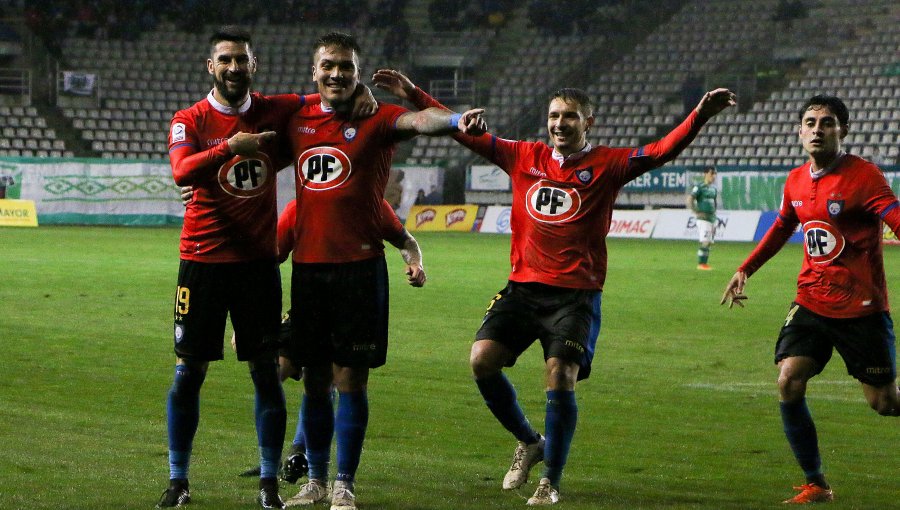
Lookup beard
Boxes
[213,73,251,105]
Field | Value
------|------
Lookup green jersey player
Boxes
[688,166,718,270]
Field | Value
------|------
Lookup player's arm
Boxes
[686,187,698,212]
[627,89,736,176]
[393,106,486,141]
[373,68,499,162]
[381,199,426,287]
[276,200,297,264]
[169,116,276,186]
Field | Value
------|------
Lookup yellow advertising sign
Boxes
[405,205,479,232]
[0,199,38,227]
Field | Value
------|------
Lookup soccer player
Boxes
[721,95,900,505]
[283,32,485,510]
[160,26,374,509]
[687,165,718,270]
[235,197,426,482]
[373,69,735,506]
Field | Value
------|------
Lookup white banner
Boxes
[62,71,97,96]
[652,209,761,241]
[607,209,658,238]
[479,205,512,233]
[12,159,183,225]
[469,164,510,191]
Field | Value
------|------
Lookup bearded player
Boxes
[160,26,373,509]
[283,32,485,510]
[722,95,900,504]
[373,68,735,506]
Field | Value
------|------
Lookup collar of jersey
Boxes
[808,150,846,180]
[207,89,252,115]
[552,142,592,165]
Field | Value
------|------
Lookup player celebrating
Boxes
[721,95,900,504]
[283,32,485,510]
[160,26,374,509]
[373,68,735,506]
[687,165,718,270]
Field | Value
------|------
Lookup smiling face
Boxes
[547,97,593,157]
[799,104,847,166]
[312,44,360,109]
[208,40,255,106]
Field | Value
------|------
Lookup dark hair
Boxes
[313,32,361,58]
[209,25,253,51]
[800,95,849,126]
[549,88,593,117]
[704,166,717,174]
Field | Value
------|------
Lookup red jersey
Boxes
[288,103,408,263]
[410,88,708,290]
[276,198,404,263]
[169,91,315,263]
[739,154,900,318]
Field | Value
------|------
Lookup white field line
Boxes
[684,380,862,403]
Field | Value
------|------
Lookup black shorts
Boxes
[289,257,389,369]
[775,303,897,386]
[173,259,281,362]
[475,281,602,381]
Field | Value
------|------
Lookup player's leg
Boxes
[159,260,224,507]
[287,364,333,506]
[529,288,600,506]
[696,220,713,270]
[861,381,900,416]
[835,310,899,417]
[331,365,369,509]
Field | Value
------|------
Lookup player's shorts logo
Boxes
[525,181,581,223]
[218,155,272,198]
[297,146,352,191]
[803,220,844,263]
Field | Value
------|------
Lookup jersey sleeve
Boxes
[276,199,297,263]
[379,199,407,248]
[624,109,706,180]
[860,163,900,235]
[168,110,232,186]
[738,187,798,277]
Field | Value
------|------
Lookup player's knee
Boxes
[867,392,900,416]
[470,346,502,378]
[777,372,807,401]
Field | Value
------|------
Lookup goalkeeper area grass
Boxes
[1,227,897,509]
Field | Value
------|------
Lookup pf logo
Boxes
[803,220,845,263]
[218,155,271,197]
[297,146,351,191]
[525,181,581,223]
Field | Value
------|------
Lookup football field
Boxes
[0,227,897,509]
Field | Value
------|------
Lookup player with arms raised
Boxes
[374,68,735,506]
[721,95,900,504]
[283,32,484,510]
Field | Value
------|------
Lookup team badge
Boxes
[218,154,272,198]
[803,220,845,264]
[525,180,582,223]
[576,167,593,184]
[296,146,352,191]
[171,123,186,143]
[343,126,357,141]
[827,199,844,217]
[174,324,184,343]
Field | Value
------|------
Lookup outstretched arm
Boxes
[394,107,486,139]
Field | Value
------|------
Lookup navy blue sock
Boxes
[166,364,206,480]
[251,362,286,479]
[290,404,305,452]
[543,390,577,488]
[335,390,369,485]
[475,373,541,444]
[780,398,825,485]
[302,393,334,481]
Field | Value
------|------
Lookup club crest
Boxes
[343,126,357,142]
[827,199,844,217]
[576,167,593,184]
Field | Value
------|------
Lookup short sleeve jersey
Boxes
[169,91,307,262]
[742,154,900,318]
[287,102,408,264]
[691,181,717,221]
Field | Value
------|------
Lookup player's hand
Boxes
[695,88,737,120]
[406,264,426,287]
[720,271,749,309]
[228,131,276,155]
[459,108,487,136]
[372,69,416,100]
[180,186,194,206]
[352,84,379,119]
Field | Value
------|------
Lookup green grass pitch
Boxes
[0,227,897,509]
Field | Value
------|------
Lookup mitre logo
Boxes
[218,155,271,198]
[803,220,845,264]
[296,146,352,191]
[525,181,581,223]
